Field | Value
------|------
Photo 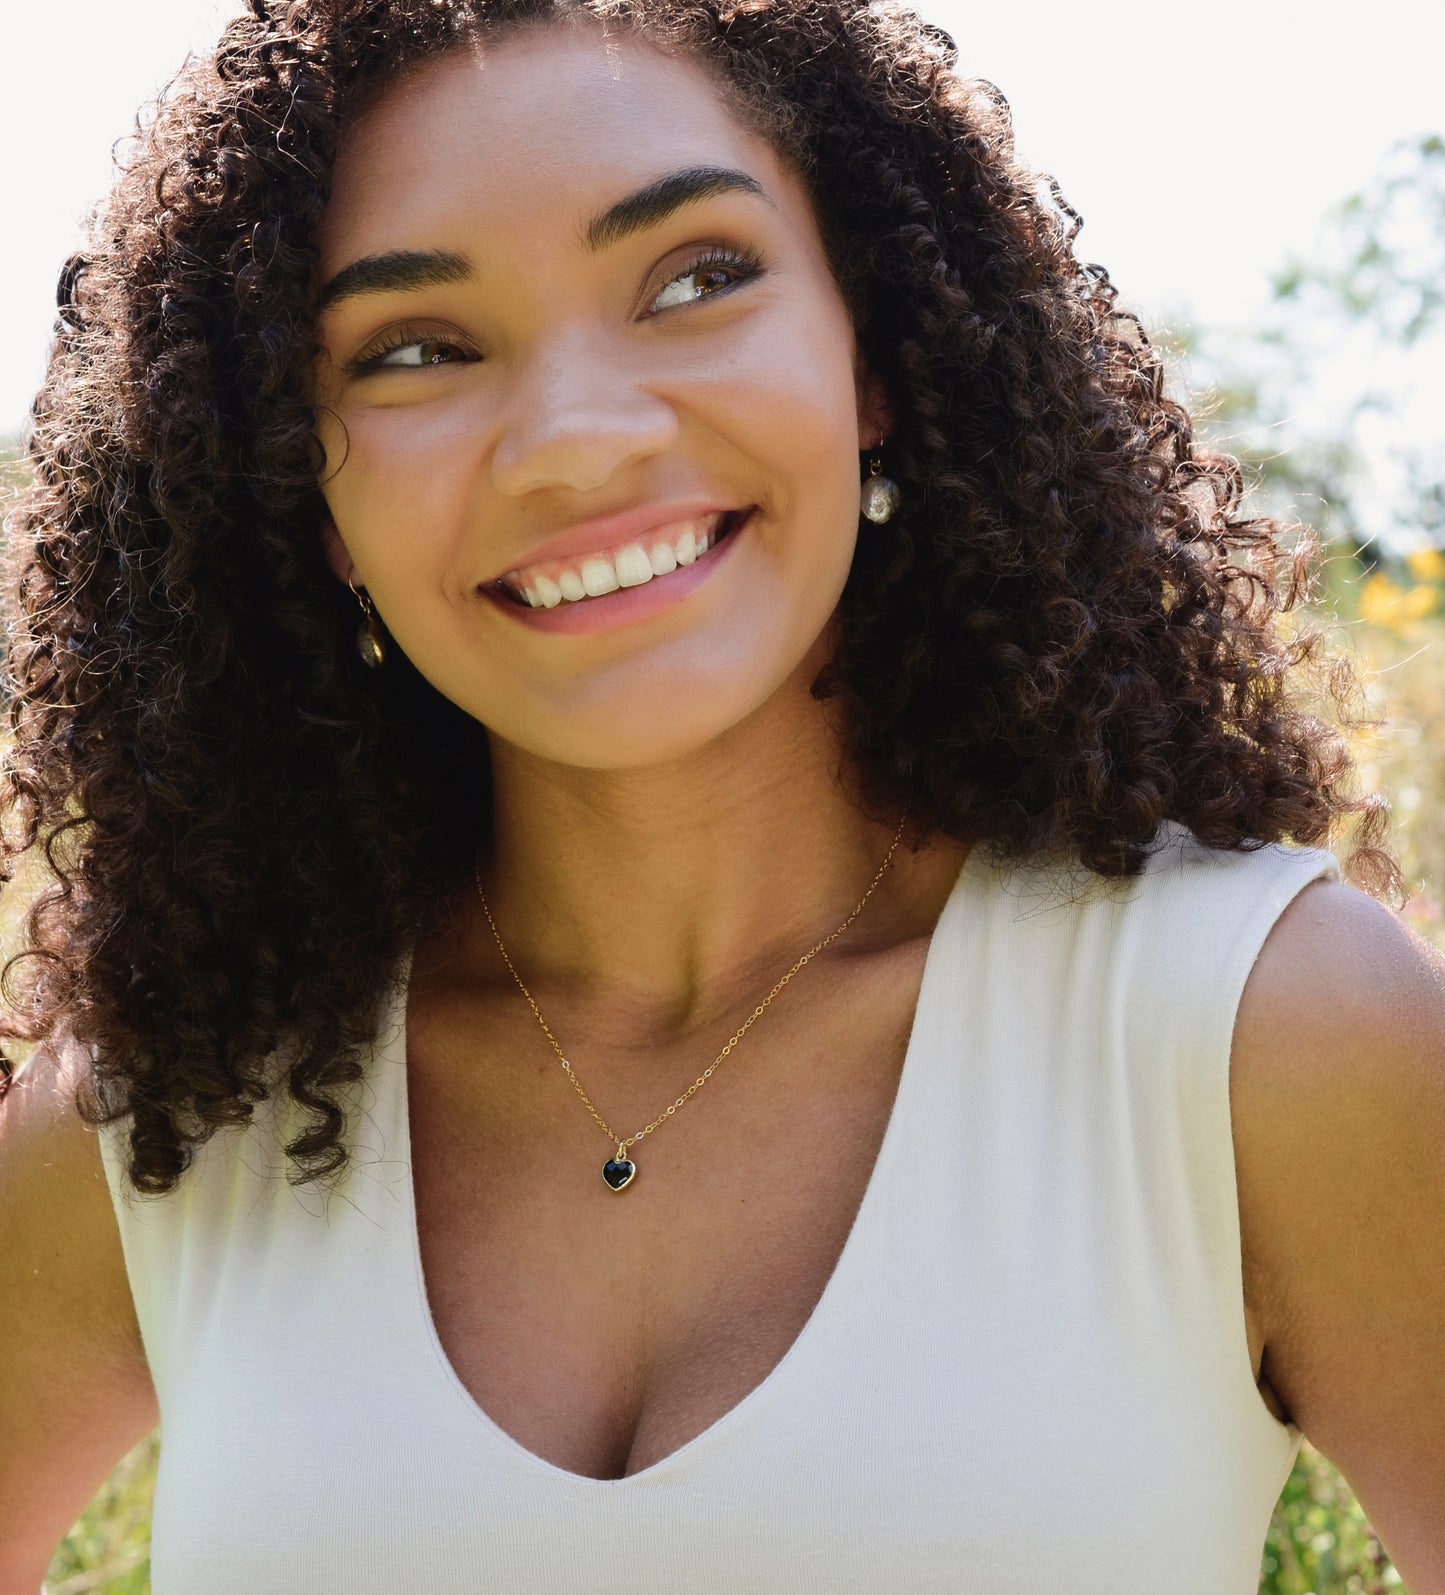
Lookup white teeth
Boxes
[580,557,620,597]
[506,512,738,606]
[613,544,655,588]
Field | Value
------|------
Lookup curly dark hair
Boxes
[0,0,1391,1200]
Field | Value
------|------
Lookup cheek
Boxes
[318,401,485,593]
[705,286,859,444]
[743,310,867,574]
[678,290,864,544]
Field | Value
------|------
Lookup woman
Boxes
[1,0,1441,1589]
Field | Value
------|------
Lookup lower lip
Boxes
[479,511,752,636]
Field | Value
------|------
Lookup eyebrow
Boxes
[318,164,770,311]
[318,249,471,311]
[582,164,770,252]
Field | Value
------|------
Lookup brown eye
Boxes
[374,338,471,369]
[347,329,481,377]
[650,247,764,313]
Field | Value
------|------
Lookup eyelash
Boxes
[346,243,767,376]
[648,244,766,312]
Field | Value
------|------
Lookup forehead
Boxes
[321,26,784,263]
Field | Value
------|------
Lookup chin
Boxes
[488,652,813,772]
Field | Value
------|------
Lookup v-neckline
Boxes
[388,845,982,1488]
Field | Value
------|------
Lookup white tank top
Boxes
[99,824,1337,1593]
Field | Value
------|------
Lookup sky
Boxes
[2,0,1441,435]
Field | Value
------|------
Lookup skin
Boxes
[313,23,971,1028]
[310,19,1445,1571]
[1232,884,1445,1589]
[308,20,977,1490]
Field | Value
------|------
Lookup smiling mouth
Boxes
[484,507,751,608]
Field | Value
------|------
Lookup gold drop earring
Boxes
[861,439,901,524]
[349,580,387,668]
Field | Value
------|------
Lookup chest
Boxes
[404,949,928,1482]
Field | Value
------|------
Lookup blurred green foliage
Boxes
[1261,1441,1406,1595]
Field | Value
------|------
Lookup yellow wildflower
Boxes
[1359,573,1437,626]
[1405,546,1445,583]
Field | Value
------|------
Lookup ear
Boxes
[320,517,358,587]
[854,360,894,453]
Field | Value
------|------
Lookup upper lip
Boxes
[480,499,742,585]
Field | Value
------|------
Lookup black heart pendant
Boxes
[602,1156,637,1191]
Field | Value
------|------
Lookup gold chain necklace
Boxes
[473,810,909,1192]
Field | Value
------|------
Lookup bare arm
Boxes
[0,1046,160,1592]
[1232,881,1445,1593]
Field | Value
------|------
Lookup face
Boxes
[312,23,889,771]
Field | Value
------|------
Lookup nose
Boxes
[489,332,680,498]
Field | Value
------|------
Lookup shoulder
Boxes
[1236,876,1445,1064]
[1233,879,1445,1136]
[1231,879,1445,1578]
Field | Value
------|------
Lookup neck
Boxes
[463,669,968,1046]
